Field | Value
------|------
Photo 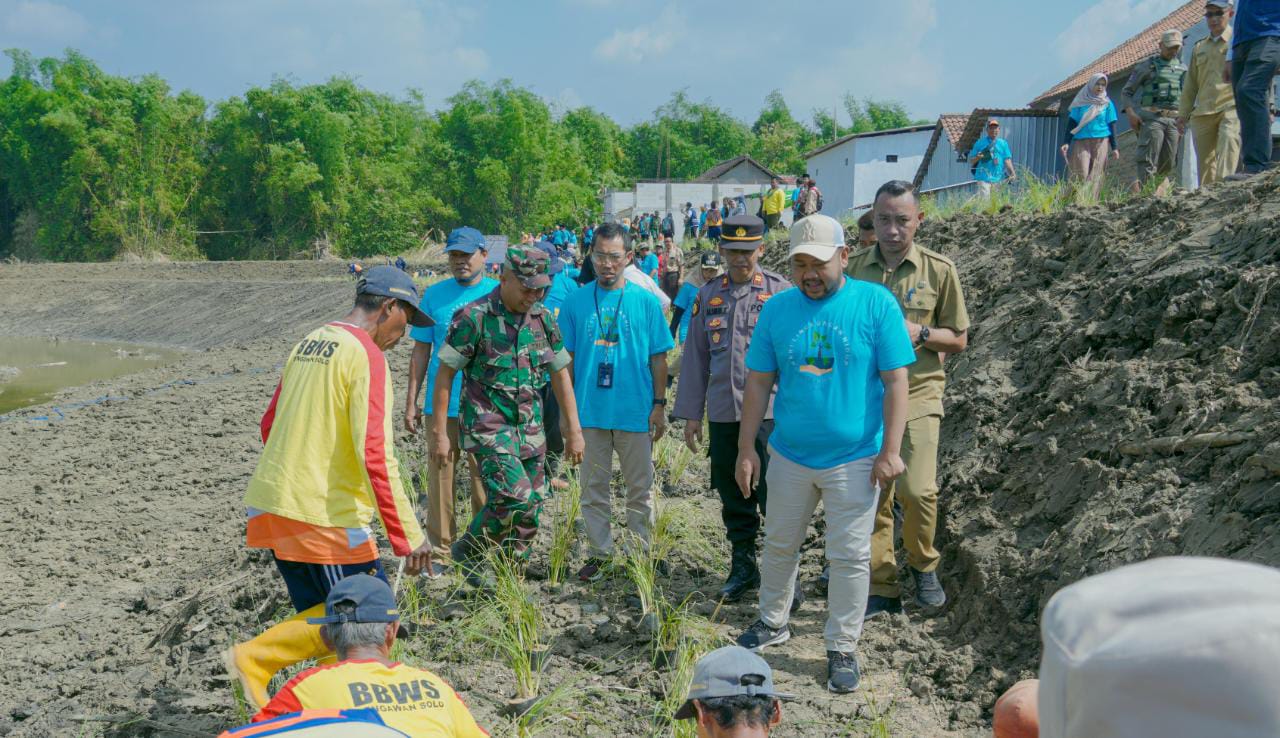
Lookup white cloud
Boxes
[1053,0,1186,65]
[0,0,89,43]
[593,5,681,64]
[779,0,942,122]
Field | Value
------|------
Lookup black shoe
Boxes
[450,536,494,592]
[719,547,759,602]
[735,619,791,652]
[814,565,829,598]
[577,557,609,583]
[790,587,805,614]
[864,595,902,619]
[912,568,947,608]
[827,650,861,693]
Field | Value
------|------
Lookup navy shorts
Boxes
[273,554,387,613]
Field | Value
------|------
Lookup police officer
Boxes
[430,245,586,589]
[847,180,970,617]
[1122,29,1188,187]
[673,214,792,602]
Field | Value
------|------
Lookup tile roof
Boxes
[913,114,970,188]
[694,155,779,182]
[1030,0,1204,107]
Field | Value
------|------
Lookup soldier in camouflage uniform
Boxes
[1123,29,1188,187]
[431,246,585,587]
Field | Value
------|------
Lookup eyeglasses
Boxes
[592,251,627,264]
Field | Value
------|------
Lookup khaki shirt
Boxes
[848,243,970,421]
[1180,28,1235,119]
[672,267,791,423]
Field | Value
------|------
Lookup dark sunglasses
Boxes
[1205,10,1225,17]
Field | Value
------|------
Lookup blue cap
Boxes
[534,240,564,275]
[356,266,432,328]
[445,226,487,254]
[307,575,400,626]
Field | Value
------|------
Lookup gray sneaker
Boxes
[827,650,861,693]
[735,619,791,653]
[912,568,947,608]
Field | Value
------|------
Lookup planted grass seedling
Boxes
[546,469,582,588]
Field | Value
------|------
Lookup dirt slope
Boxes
[0,173,1277,736]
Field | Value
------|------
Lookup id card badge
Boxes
[596,362,614,389]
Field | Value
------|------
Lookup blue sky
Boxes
[0,0,1189,125]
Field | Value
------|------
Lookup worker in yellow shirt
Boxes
[762,177,786,231]
[227,266,435,709]
[254,576,488,737]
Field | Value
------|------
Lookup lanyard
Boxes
[593,281,626,349]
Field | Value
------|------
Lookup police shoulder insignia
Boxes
[721,276,729,287]
[753,273,763,286]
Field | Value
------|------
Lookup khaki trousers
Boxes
[758,449,878,652]
[424,416,485,557]
[869,415,940,598]
[581,427,655,557]
[1067,137,1110,202]
[1190,111,1241,186]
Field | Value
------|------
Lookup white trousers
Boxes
[758,448,878,652]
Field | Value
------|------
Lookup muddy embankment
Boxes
[0,171,1277,737]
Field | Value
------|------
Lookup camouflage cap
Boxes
[505,245,552,289]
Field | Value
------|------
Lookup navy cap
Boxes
[356,266,432,328]
[307,575,400,626]
[674,646,794,720]
[534,240,565,275]
[699,251,724,269]
[720,215,766,249]
[445,226,487,254]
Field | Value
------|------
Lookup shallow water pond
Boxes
[0,337,182,414]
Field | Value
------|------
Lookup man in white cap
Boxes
[674,645,792,736]
[1122,29,1188,188]
[732,214,913,693]
[1036,556,1280,738]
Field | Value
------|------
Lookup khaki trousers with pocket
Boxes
[758,449,878,652]
[581,428,655,557]
[869,415,940,598]
[1190,111,1241,186]
[424,415,486,557]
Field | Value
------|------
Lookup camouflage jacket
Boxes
[436,287,571,458]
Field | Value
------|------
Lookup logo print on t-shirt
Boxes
[787,320,851,379]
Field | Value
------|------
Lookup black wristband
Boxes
[653,398,667,406]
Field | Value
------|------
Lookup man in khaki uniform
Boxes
[847,180,969,616]
[1178,0,1240,186]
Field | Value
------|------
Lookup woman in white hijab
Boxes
[1060,73,1121,202]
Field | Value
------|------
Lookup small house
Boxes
[802,124,935,218]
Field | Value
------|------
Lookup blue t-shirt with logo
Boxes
[1069,101,1118,140]
[673,281,699,343]
[559,282,674,433]
[967,136,1013,183]
[745,278,915,469]
[409,276,499,417]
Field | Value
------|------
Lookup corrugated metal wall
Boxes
[920,138,973,193]
[996,115,1067,182]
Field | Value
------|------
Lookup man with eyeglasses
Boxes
[559,222,675,582]
[1180,1,1241,186]
[673,214,793,603]
[967,119,1016,197]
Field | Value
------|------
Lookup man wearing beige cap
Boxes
[732,214,913,693]
[1122,29,1188,188]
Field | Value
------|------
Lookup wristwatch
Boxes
[653,398,667,406]
[917,325,931,345]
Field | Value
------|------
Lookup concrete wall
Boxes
[851,129,933,209]
[805,130,932,219]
